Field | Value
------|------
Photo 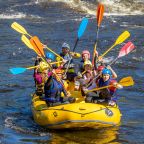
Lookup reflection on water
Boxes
[49,127,120,144]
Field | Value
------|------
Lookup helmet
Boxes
[55,69,63,74]
[39,62,49,71]
[97,65,105,71]
[82,50,90,59]
[83,60,92,67]
[102,68,111,75]
[46,52,55,61]
[62,42,70,50]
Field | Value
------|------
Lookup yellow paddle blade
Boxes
[98,31,130,60]
[11,22,32,37]
[115,31,130,45]
[119,76,134,87]
[21,35,33,49]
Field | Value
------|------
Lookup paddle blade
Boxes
[118,42,135,58]
[30,36,45,57]
[9,67,26,75]
[11,22,30,36]
[119,76,134,87]
[21,35,33,49]
[78,17,88,39]
[97,3,104,27]
[115,31,130,45]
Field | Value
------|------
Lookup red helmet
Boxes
[82,50,90,59]
[97,65,105,72]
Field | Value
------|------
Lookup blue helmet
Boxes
[46,52,55,61]
[102,68,112,75]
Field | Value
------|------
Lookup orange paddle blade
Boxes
[97,3,104,27]
[30,36,45,57]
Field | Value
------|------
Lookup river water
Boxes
[0,0,144,143]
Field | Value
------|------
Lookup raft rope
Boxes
[33,104,116,116]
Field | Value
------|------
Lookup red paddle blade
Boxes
[30,36,45,57]
[97,3,104,27]
[118,42,135,58]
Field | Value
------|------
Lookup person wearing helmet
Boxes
[79,50,92,73]
[82,50,91,61]
[44,71,76,106]
[60,42,80,81]
[84,68,122,105]
[60,42,71,61]
[34,68,49,97]
[60,42,80,61]
[81,60,96,85]
[46,52,55,63]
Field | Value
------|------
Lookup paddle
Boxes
[64,17,88,76]
[98,31,130,61]
[21,35,34,50]
[30,36,71,95]
[11,22,32,37]
[30,36,45,57]
[109,41,135,65]
[73,17,88,52]
[86,42,135,88]
[86,76,134,93]
[9,61,63,75]
[11,22,64,60]
[92,3,104,67]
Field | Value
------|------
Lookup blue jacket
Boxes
[44,76,66,102]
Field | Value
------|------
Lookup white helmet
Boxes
[62,42,70,50]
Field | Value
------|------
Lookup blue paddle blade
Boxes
[9,67,26,74]
[78,17,88,39]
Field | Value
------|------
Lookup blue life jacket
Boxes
[98,78,115,96]
[44,77,64,102]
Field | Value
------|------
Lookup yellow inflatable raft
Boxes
[31,94,122,129]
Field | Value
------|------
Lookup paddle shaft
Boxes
[92,26,99,68]
[27,61,62,69]
[87,84,114,93]
[72,38,79,52]
[99,44,116,60]
[64,38,79,76]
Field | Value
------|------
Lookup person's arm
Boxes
[110,79,123,89]
[70,52,81,58]
[34,73,42,84]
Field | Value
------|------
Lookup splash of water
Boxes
[35,0,144,16]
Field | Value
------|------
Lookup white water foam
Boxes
[35,0,144,16]
[0,12,42,20]
[0,12,26,19]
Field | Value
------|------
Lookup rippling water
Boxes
[0,0,144,143]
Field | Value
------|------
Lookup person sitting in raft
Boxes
[79,60,96,86]
[45,52,55,63]
[60,42,81,62]
[34,67,49,97]
[45,52,58,69]
[79,50,91,73]
[79,50,98,73]
[84,68,122,106]
[59,42,80,80]
[33,52,55,85]
[44,69,76,106]
[95,64,117,80]
[81,64,117,92]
